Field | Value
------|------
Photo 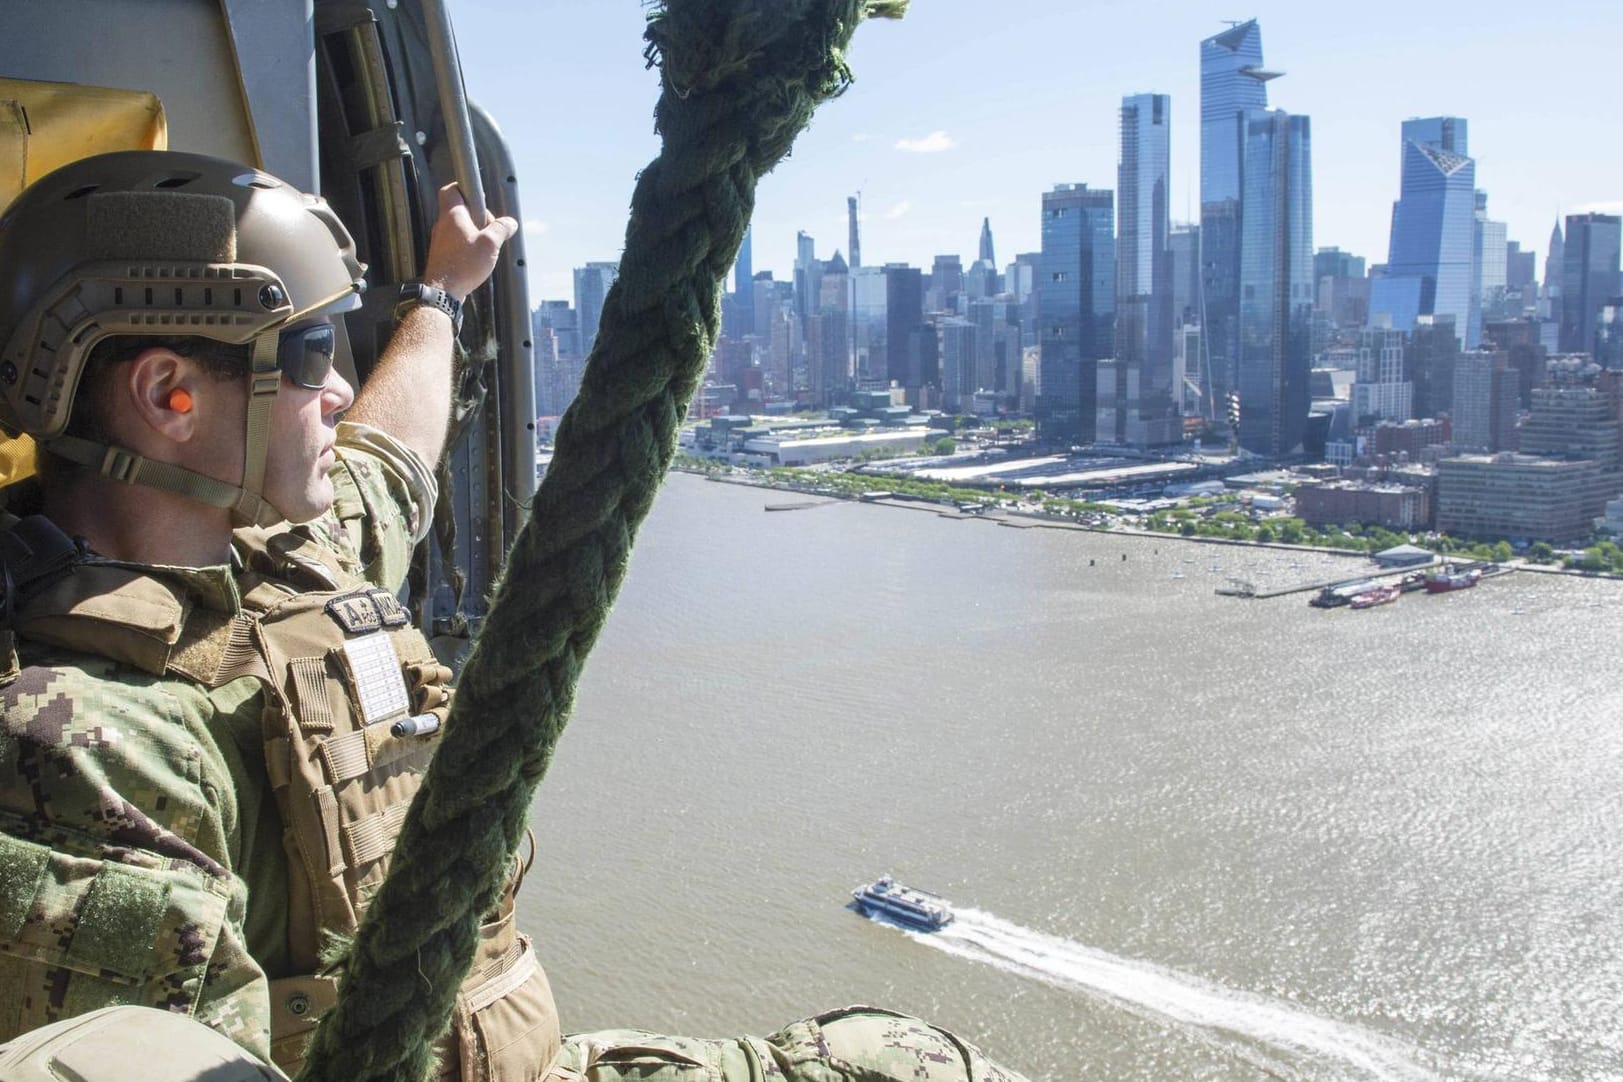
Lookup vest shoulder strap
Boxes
[11,562,190,677]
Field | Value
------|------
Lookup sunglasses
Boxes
[277,322,338,390]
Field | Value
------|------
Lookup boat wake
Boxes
[904,907,1444,1082]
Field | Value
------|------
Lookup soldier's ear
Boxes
[123,348,202,444]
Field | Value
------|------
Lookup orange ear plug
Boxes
[168,387,194,414]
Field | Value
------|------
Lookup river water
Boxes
[517,473,1622,1082]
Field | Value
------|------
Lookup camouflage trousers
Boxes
[546,1007,1028,1082]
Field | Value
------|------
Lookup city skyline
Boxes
[455,1,1619,305]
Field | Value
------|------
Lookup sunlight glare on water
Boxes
[524,475,1623,1082]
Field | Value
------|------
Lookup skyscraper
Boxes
[929,254,964,312]
[1475,191,1509,320]
[722,227,755,339]
[1409,314,1460,419]
[937,317,978,410]
[851,266,886,380]
[1451,350,1519,452]
[884,264,926,389]
[847,195,861,271]
[794,230,820,326]
[1559,213,1623,354]
[572,261,619,356]
[1169,224,1201,327]
[1117,92,1178,445]
[809,251,851,408]
[1369,117,1478,347]
[1200,19,1276,421]
[1038,183,1115,444]
[734,226,753,294]
[1009,252,1041,348]
[1236,109,1313,456]
[979,217,995,265]
[1545,219,1564,303]
[1314,247,1369,330]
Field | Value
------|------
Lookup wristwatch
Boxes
[395,281,464,335]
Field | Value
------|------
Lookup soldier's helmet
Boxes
[0,149,366,440]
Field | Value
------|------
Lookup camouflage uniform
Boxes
[550,1007,1025,1082]
[0,420,434,1060]
[0,422,1028,1082]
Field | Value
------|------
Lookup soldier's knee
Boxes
[764,1005,1029,1082]
[549,1031,719,1082]
[553,1010,1028,1082]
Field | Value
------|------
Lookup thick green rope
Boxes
[295,3,904,1080]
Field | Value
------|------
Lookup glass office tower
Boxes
[1200,19,1276,421]
[1038,183,1115,445]
[1237,110,1314,456]
[1118,92,1178,445]
[1369,118,1478,346]
[1560,213,1623,354]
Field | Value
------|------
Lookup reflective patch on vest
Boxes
[324,588,410,635]
[337,632,411,726]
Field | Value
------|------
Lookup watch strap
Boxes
[396,281,463,333]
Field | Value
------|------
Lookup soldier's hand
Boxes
[423,182,518,301]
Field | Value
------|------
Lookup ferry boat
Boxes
[850,876,954,931]
[1349,583,1401,609]
[1425,567,1482,593]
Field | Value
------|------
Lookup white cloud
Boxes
[851,132,876,143]
[895,131,956,154]
[523,218,551,236]
[885,201,911,221]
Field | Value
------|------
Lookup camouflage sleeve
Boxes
[546,1007,1028,1082]
[298,420,438,592]
[0,657,271,1061]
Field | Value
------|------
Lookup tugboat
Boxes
[850,875,954,931]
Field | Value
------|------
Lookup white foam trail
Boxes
[879,907,1443,1082]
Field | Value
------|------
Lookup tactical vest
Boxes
[0,516,559,1080]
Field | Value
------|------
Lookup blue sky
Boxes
[454,0,1619,306]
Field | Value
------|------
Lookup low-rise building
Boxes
[743,427,945,465]
[1373,544,1435,568]
[1296,481,1431,530]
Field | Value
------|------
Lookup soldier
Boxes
[0,151,1027,1082]
[0,148,553,1077]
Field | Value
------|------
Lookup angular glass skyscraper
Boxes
[1200,19,1276,421]
[1237,110,1313,456]
[1369,117,1478,347]
[1038,183,1115,444]
[1117,93,1178,446]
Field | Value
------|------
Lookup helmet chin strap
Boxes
[43,435,284,528]
[44,326,288,530]
[237,328,284,526]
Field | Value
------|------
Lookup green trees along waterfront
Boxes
[671,457,1619,570]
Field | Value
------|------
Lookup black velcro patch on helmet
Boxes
[86,191,236,263]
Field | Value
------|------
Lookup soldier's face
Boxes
[190,330,355,524]
[262,351,355,523]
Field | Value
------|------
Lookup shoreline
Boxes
[678,467,1623,583]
